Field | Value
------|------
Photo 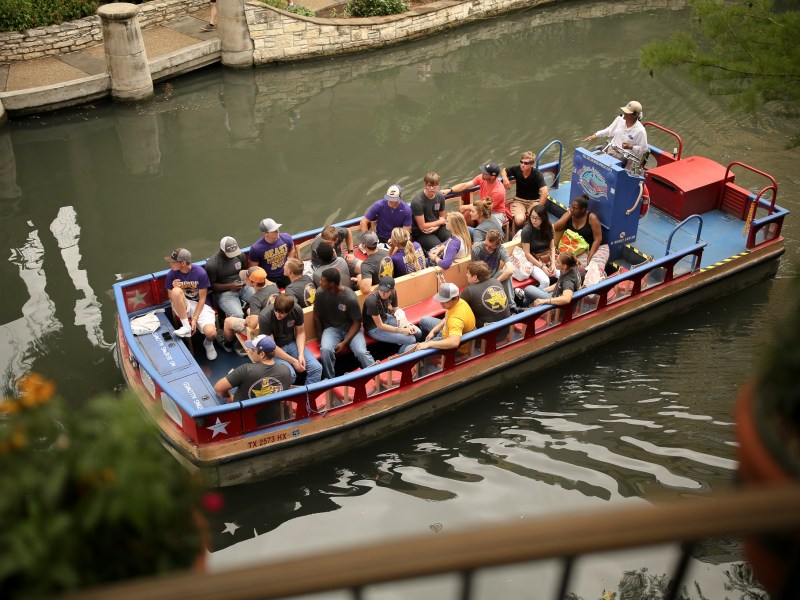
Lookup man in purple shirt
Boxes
[165,247,218,361]
[248,217,297,288]
[359,184,413,244]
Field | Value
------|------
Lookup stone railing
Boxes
[244,0,553,65]
[0,0,207,62]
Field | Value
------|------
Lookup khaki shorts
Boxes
[508,198,535,221]
[227,317,247,333]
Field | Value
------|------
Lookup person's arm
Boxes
[534,287,574,307]
[423,319,445,341]
[313,308,322,346]
[213,377,234,402]
[553,212,569,242]
[359,216,372,233]
[587,213,602,259]
[274,342,303,373]
[434,239,459,269]
[287,239,298,259]
[500,167,512,191]
[496,251,513,283]
[244,313,259,330]
[192,288,209,334]
[419,332,461,351]
[445,179,470,195]
[335,319,362,353]
[294,323,307,371]
[630,128,648,158]
[538,184,549,206]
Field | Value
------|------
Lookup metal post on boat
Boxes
[219,0,255,69]
[96,3,154,102]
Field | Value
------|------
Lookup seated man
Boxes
[313,268,376,379]
[410,171,451,253]
[310,224,358,275]
[313,242,351,289]
[248,218,297,288]
[499,151,549,229]
[445,162,507,226]
[204,236,255,319]
[415,283,476,356]
[213,336,293,423]
[354,232,393,294]
[360,184,412,244]
[258,294,323,385]
[460,261,511,332]
[284,257,316,308]
[218,267,279,355]
[470,229,514,300]
[362,276,420,354]
[165,247,218,361]
[584,100,648,162]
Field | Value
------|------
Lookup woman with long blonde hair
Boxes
[388,227,426,276]
[469,197,504,243]
[429,211,472,270]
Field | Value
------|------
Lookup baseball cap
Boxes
[433,282,460,303]
[377,276,395,292]
[479,162,501,177]
[384,184,403,202]
[165,248,191,263]
[362,231,379,249]
[244,334,276,353]
[621,100,642,115]
[220,236,240,258]
[259,218,282,233]
[248,267,267,284]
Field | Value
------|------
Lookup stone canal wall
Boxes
[0,0,206,62]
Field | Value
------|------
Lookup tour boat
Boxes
[113,123,788,487]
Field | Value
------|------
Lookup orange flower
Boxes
[9,428,27,450]
[17,373,56,407]
[0,398,20,415]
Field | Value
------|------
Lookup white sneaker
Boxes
[174,324,192,338]
[204,339,217,361]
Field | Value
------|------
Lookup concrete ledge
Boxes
[0,72,110,114]
[150,39,222,82]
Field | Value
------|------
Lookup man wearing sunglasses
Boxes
[499,151,549,230]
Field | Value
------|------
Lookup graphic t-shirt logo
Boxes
[481,285,507,312]
[379,256,394,278]
[304,283,316,305]
[248,377,285,398]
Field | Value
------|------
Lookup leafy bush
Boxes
[258,0,315,16]
[0,0,102,32]
[346,0,408,17]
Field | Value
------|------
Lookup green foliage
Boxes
[0,0,102,32]
[640,0,800,146]
[258,0,316,16]
[346,0,409,18]
[0,375,205,598]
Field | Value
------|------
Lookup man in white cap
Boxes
[414,282,476,355]
[248,218,297,288]
[213,336,292,422]
[204,236,254,319]
[165,247,218,361]
[360,183,412,244]
[584,100,649,162]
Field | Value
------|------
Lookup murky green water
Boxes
[1,0,798,596]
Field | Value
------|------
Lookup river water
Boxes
[1,0,798,597]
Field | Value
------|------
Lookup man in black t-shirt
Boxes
[355,232,393,294]
[310,224,359,276]
[460,261,511,340]
[500,151,549,229]
[284,257,316,308]
[410,171,451,253]
[258,294,323,384]
[204,236,255,318]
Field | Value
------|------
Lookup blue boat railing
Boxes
[537,139,563,189]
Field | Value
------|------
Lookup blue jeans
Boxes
[320,327,375,379]
[215,286,255,319]
[523,285,553,306]
[419,316,444,341]
[275,341,323,385]
[366,315,420,354]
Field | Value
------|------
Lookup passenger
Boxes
[360,184,412,244]
[362,276,420,354]
[388,227,425,276]
[258,294,323,385]
[468,197,505,244]
[310,224,358,275]
[313,268,376,379]
[471,229,514,300]
[523,251,581,307]
[213,336,293,424]
[312,242,351,289]
[354,231,393,294]
[553,194,609,268]
[204,236,255,319]
[520,205,557,289]
[584,100,648,162]
[414,283,476,356]
[410,171,451,253]
[248,218,297,288]
[499,151,549,229]
[428,211,472,270]
[446,161,507,227]
[460,261,511,330]
[218,267,279,356]
[165,247,218,361]
[284,257,316,308]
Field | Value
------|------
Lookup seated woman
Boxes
[428,211,472,270]
[468,197,505,244]
[519,204,556,289]
[363,276,420,354]
[388,227,425,276]
[552,194,609,269]
[522,251,580,308]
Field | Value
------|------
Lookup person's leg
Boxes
[523,285,552,306]
[368,325,418,354]
[530,265,550,288]
[319,327,343,379]
[239,284,256,305]
[509,200,530,229]
[197,305,218,360]
[435,227,451,243]
[201,0,217,30]
[215,290,244,319]
[415,233,440,254]
[302,347,323,384]
[349,331,375,369]
[418,316,441,339]
[274,357,298,384]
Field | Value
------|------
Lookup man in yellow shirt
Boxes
[415,283,476,355]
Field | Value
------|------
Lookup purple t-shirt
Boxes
[365,200,412,241]
[390,242,425,276]
[165,265,210,302]
[249,233,294,279]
